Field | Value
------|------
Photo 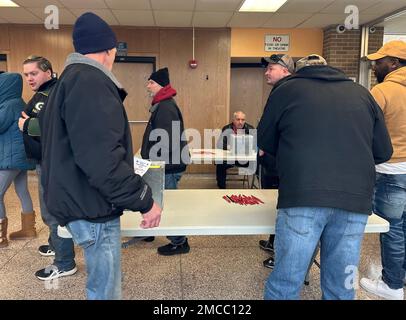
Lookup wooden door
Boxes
[230,67,272,128]
[0,58,7,72]
[113,62,154,154]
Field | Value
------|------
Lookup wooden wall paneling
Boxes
[0,25,10,50]
[159,29,198,172]
[197,29,230,162]
[2,24,231,174]
[217,29,231,130]
[55,26,74,75]
[230,67,265,128]
[113,62,154,152]
[128,124,148,155]
[159,28,230,173]
[113,27,159,53]
[262,77,272,113]
[0,60,7,72]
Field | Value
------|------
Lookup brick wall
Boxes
[323,27,361,80]
[323,26,384,86]
[368,27,385,88]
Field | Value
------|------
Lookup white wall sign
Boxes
[265,35,290,52]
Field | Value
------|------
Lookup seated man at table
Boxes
[216,111,254,189]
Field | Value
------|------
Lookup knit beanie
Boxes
[72,12,117,54]
[148,67,170,87]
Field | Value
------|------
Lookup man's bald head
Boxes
[233,111,246,129]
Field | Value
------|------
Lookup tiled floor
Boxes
[0,172,403,300]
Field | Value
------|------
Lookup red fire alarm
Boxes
[189,59,198,69]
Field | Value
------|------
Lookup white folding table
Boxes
[120,189,389,237]
[189,148,257,164]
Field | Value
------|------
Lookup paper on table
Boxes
[133,156,151,176]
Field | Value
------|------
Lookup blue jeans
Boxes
[165,172,186,245]
[264,207,368,300]
[373,173,406,289]
[66,217,121,300]
[0,169,33,219]
[37,165,75,270]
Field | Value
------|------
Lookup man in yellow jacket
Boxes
[360,40,406,300]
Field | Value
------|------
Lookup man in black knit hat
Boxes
[141,67,190,256]
[40,12,162,300]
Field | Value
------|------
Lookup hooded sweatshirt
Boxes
[257,65,393,215]
[0,73,35,170]
[370,66,406,163]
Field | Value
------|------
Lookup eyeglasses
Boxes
[268,54,289,69]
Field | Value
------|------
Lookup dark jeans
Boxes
[373,173,406,289]
[37,165,75,270]
[165,172,186,245]
[261,166,278,246]
[49,224,76,270]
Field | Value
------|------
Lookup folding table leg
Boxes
[304,243,320,285]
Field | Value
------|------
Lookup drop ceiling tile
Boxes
[278,0,335,14]
[228,12,272,28]
[0,7,42,24]
[195,0,242,11]
[192,11,233,27]
[113,10,155,26]
[70,9,119,25]
[151,0,195,11]
[320,0,381,13]
[26,7,77,25]
[14,0,65,8]
[154,11,193,27]
[359,14,382,25]
[296,13,346,28]
[362,0,406,15]
[59,0,107,9]
[105,0,151,10]
[262,13,313,28]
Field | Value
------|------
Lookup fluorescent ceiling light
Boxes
[0,0,19,7]
[239,0,287,12]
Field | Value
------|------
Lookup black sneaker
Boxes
[35,265,77,281]
[157,240,190,256]
[263,256,274,269]
[143,236,155,242]
[38,245,55,257]
[259,240,274,253]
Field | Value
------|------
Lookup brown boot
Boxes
[9,212,37,240]
[0,218,8,248]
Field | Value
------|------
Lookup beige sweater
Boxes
[371,67,406,163]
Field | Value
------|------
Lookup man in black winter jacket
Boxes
[257,54,393,300]
[258,54,295,269]
[141,67,190,256]
[13,56,77,282]
[40,12,161,300]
